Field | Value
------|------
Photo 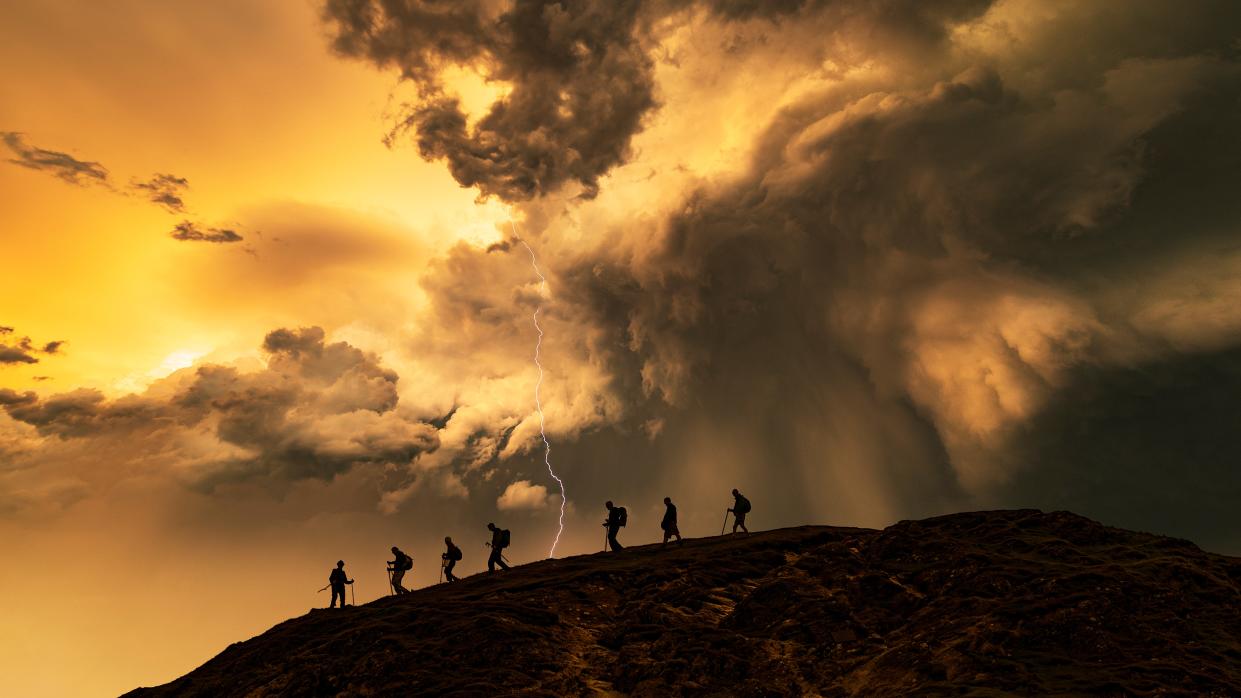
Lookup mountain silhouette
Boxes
[124,510,1241,696]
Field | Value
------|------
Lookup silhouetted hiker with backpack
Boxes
[728,489,751,533]
[486,523,511,573]
[661,497,682,546]
[328,560,353,608]
[442,537,462,582]
[604,501,627,551]
[387,546,413,594]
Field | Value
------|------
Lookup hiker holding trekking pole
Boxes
[603,501,627,551]
[486,523,511,573]
[442,537,462,582]
[387,546,412,594]
[728,489,751,534]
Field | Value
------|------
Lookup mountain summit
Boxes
[126,510,1241,696]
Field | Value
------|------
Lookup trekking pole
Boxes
[351,583,356,606]
[439,558,445,584]
[317,584,330,593]
[720,509,730,536]
[386,568,393,596]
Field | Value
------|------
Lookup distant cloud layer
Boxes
[0,327,438,495]
[1,132,240,239]
[1,131,110,186]
[131,173,190,213]
[0,327,66,366]
[170,221,243,243]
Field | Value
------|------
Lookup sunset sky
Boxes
[3,1,1241,695]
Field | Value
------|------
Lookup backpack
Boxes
[735,495,751,514]
[398,552,413,570]
[616,506,628,527]
[448,546,462,561]
[498,529,511,549]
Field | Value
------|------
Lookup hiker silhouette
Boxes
[328,560,353,608]
[728,489,751,533]
[442,536,462,582]
[486,523,511,573]
[661,497,682,546]
[387,546,412,594]
[603,501,626,551]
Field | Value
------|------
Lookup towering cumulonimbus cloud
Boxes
[338,0,1241,541]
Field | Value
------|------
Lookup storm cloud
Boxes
[354,0,1241,547]
[323,0,663,201]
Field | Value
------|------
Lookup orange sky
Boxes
[4,1,1241,695]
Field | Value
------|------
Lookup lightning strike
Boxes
[509,218,567,558]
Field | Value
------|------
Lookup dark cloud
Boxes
[4,133,196,216]
[0,329,67,366]
[131,173,190,213]
[0,389,37,406]
[444,0,1241,535]
[324,0,660,201]
[1,131,110,187]
[321,0,998,203]
[0,327,439,491]
[0,345,38,365]
[170,221,243,243]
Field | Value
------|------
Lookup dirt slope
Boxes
[125,510,1241,697]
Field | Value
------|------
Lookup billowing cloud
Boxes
[170,221,243,243]
[350,0,1241,546]
[5,0,1241,557]
[1,131,110,186]
[323,0,663,201]
[131,173,190,213]
[496,479,549,510]
[0,327,440,493]
[0,345,38,365]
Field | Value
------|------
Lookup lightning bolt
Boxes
[509,218,566,557]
